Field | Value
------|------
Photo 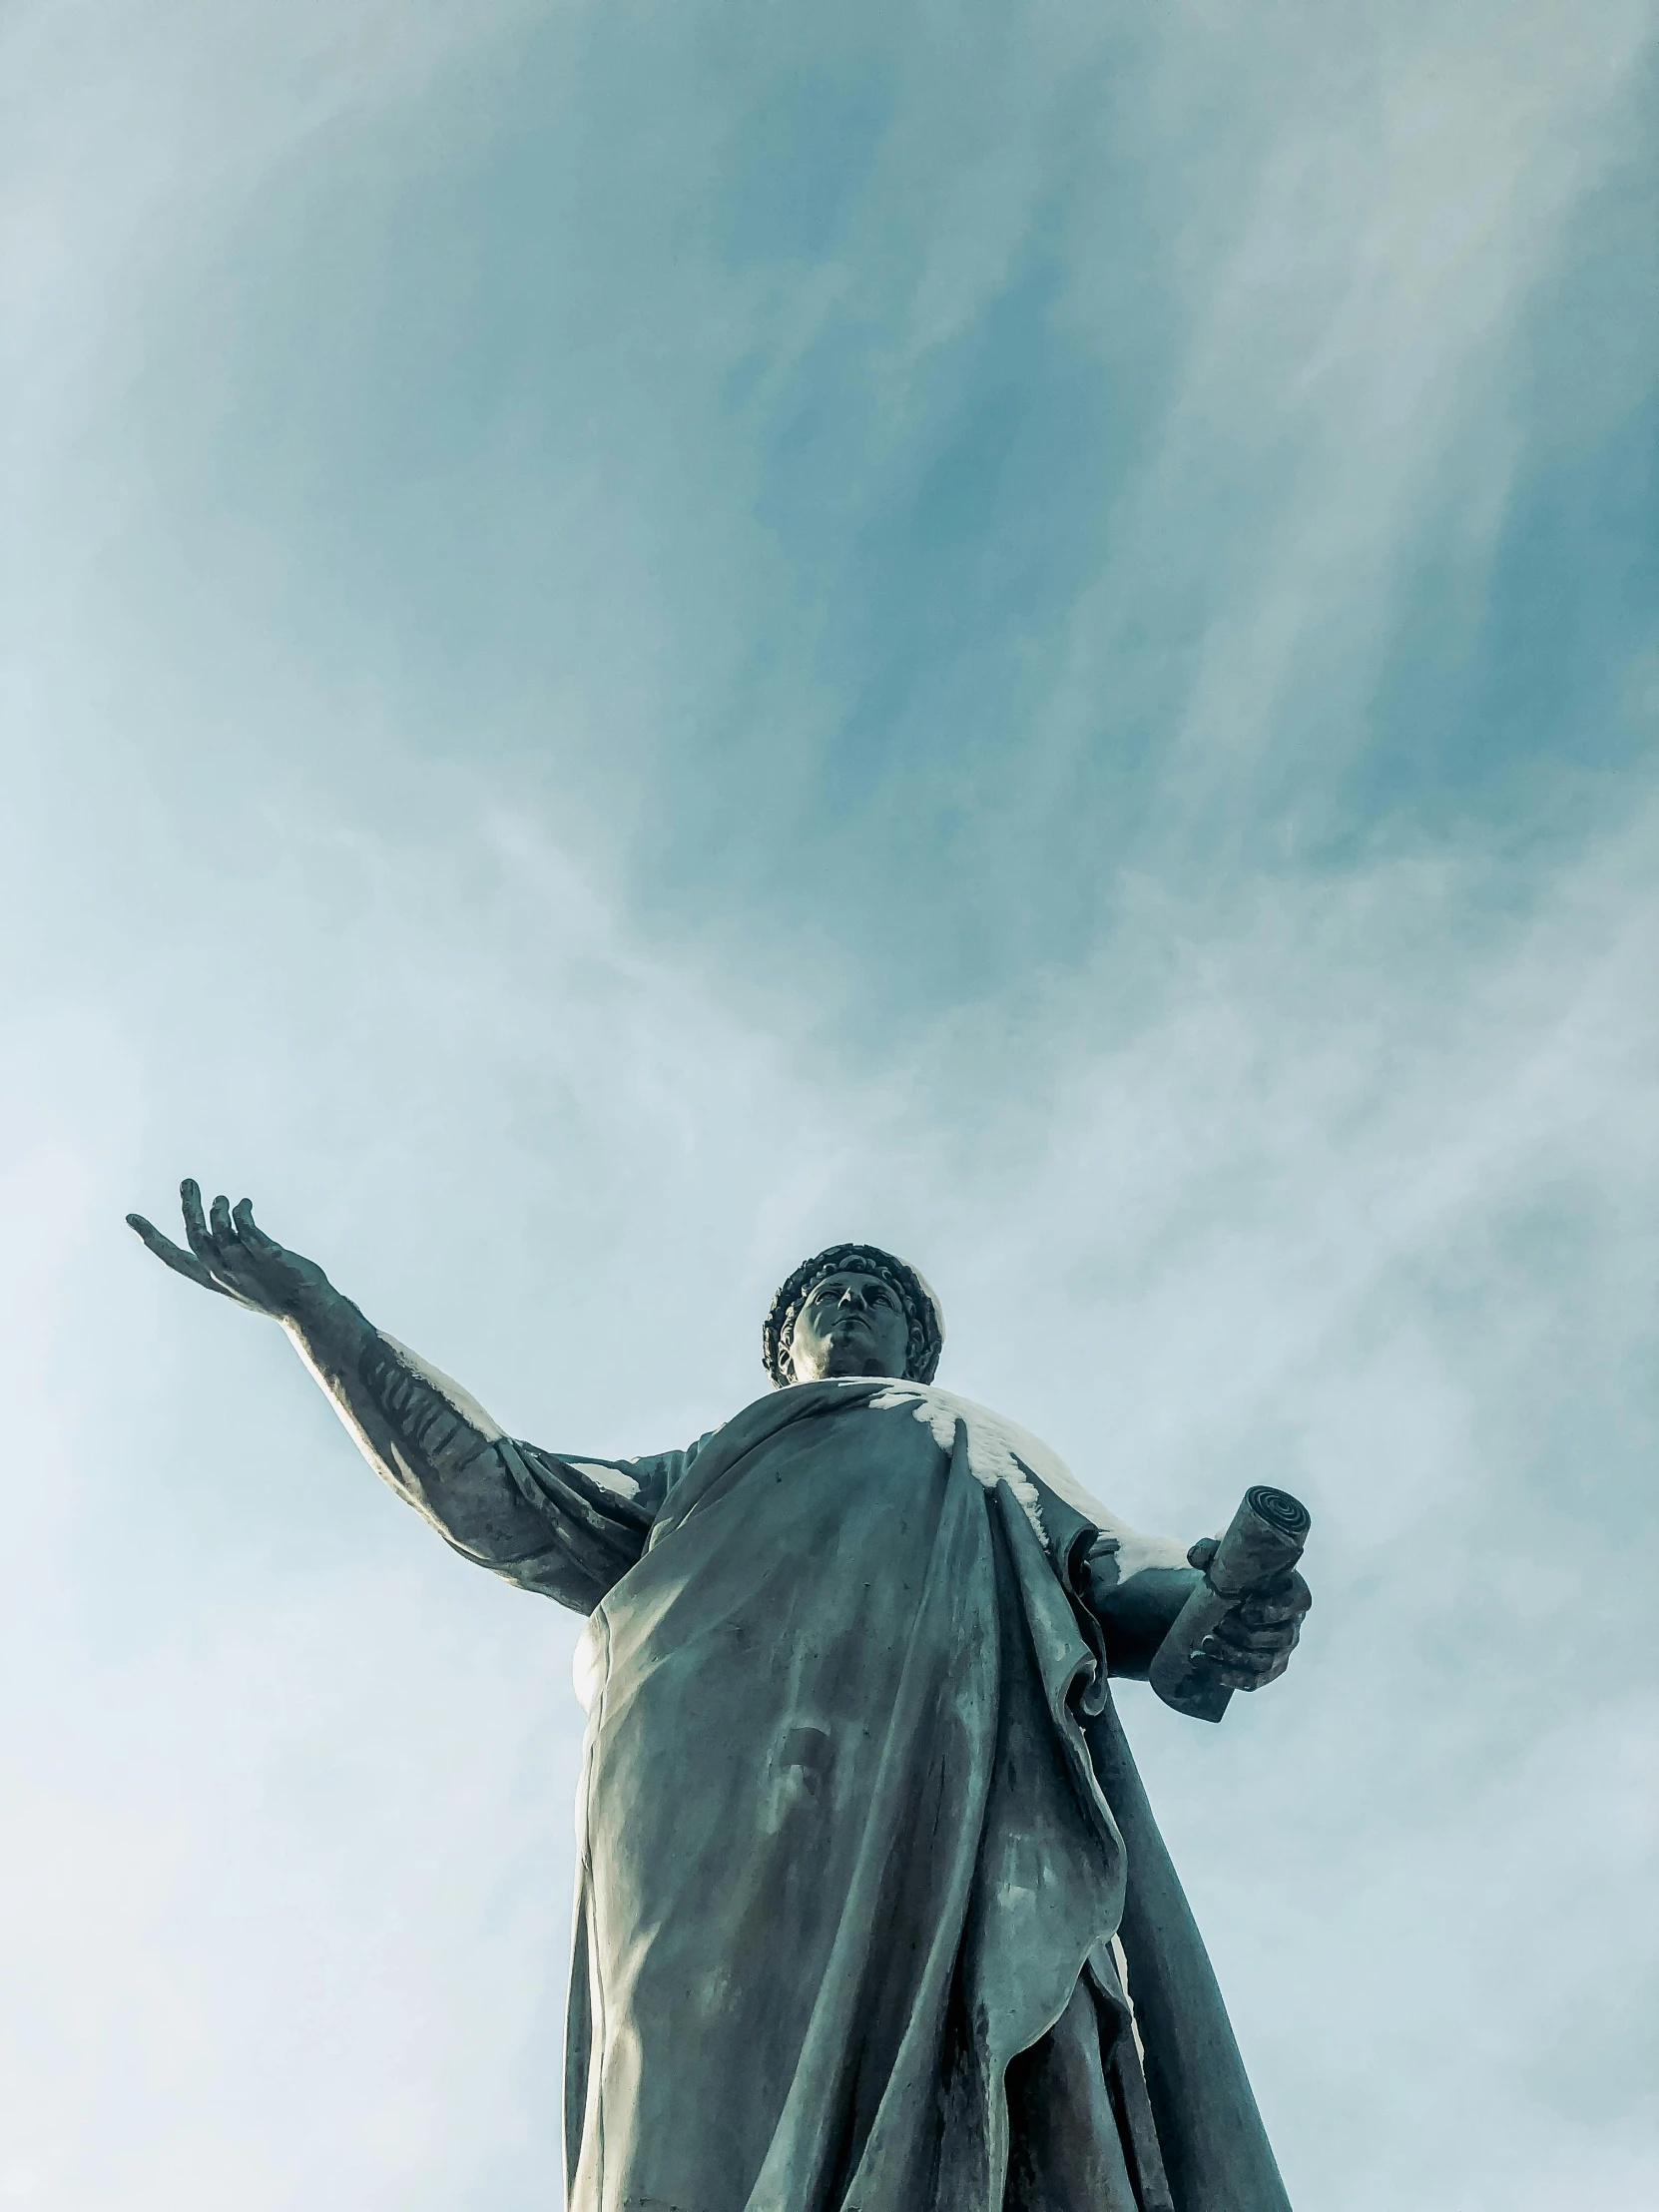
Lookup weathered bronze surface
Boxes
[129,1183,1311,2212]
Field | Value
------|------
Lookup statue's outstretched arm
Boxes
[127,1181,651,1609]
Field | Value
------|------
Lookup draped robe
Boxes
[325,1336,1293,2212]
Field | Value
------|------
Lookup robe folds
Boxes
[462,1377,1294,2212]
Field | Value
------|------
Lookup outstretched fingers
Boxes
[125,1212,223,1293]
[233,1197,276,1253]
[180,1178,216,1267]
[209,1192,242,1269]
[128,1179,256,1303]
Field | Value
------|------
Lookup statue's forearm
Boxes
[1090,1563,1203,1680]
[276,1284,557,1568]
[278,1282,375,1403]
[276,1283,403,1484]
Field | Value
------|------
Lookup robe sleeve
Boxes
[1021,1466,1200,1682]
[281,1293,691,1613]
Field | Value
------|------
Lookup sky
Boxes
[3,1,1656,2205]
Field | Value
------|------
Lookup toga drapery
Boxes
[320,1334,1293,2212]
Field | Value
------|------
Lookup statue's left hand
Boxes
[126,1179,336,1321]
[1185,1537,1311,1692]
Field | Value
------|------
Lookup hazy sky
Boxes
[4,3,1656,2206]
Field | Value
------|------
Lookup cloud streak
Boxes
[4,1,1656,2206]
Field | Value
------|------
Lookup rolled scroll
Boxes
[1148,1484,1311,1724]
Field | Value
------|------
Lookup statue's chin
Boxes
[821,1352,890,1380]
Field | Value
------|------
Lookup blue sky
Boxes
[4,3,1656,2205]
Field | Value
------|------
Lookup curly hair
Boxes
[763,1242,945,1389]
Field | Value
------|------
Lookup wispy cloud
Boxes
[4,1,1656,2205]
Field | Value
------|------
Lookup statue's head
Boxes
[764,1243,945,1388]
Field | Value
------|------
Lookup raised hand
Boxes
[1185,1535,1311,1692]
[126,1180,336,1321]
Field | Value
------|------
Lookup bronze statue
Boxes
[129,1181,1310,2212]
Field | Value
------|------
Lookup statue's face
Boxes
[788,1270,910,1383]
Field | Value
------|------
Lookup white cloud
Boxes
[4,1,1656,2205]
